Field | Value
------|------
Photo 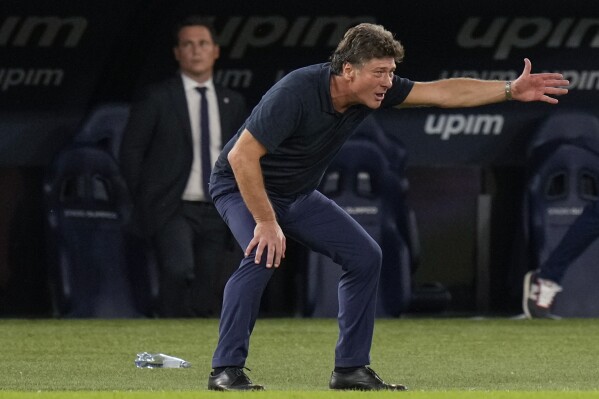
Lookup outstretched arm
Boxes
[400,58,569,108]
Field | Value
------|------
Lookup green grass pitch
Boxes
[1,318,599,398]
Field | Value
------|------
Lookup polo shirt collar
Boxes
[319,63,337,115]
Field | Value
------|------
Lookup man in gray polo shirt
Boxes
[207,23,569,391]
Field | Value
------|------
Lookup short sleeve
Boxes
[245,88,303,153]
[382,76,414,107]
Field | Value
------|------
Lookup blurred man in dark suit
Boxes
[120,16,247,317]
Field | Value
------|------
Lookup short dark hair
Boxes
[172,16,218,47]
[330,23,405,74]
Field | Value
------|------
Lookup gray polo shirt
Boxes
[210,62,413,199]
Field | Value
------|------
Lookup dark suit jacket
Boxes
[119,75,247,235]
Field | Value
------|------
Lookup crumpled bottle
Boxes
[134,352,191,368]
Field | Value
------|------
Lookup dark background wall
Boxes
[1,0,598,315]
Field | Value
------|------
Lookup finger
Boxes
[245,237,259,257]
[545,87,569,96]
[254,242,265,264]
[266,245,279,268]
[282,237,287,259]
[523,58,531,75]
[530,73,565,81]
[543,79,569,88]
[541,95,559,105]
[273,243,283,268]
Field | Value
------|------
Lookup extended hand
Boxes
[512,58,569,104]
[245,220,286,268]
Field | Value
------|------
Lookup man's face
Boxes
[173,25,220,82]
[345,57,396,109]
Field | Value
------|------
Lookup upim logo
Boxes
[425,114,504,140]
[457,17,599,60]
[206,15,376,59]
[0,16,87,47]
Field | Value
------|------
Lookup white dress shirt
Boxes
[180,73,222,201]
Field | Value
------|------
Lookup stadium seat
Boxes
[304,118,417,318]
[75,102,131,158]
[513,111,599,317]
[44,103,156,318]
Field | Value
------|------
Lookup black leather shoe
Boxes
[329,366,408,391]
[207,367,265,391]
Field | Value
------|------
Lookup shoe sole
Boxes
[330,384,407,391]
[208,385,265,391]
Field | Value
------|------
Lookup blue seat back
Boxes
[518,112,599,317]
[75,103,130,158]
[44,144,141,317]
[305,126,414,317]
[44,102,156,317]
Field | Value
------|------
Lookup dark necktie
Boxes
[196,87,211,197]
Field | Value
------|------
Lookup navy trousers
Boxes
[211,189,382,368]
[540,200,599,283]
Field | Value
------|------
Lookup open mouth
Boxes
[375,92,385,101]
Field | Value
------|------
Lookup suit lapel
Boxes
[215,85,232,143]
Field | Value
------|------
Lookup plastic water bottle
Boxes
[134,352,191,368]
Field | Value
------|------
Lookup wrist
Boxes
[505,81,513,101]
[255,217,277,224]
